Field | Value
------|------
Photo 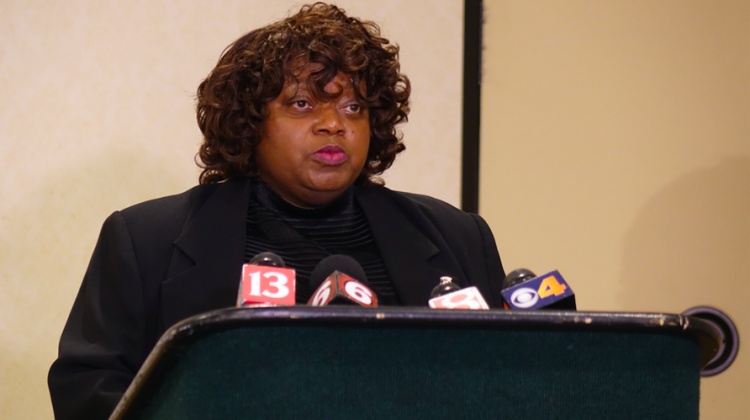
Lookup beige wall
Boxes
[480,1,749,418]
[0,1,463,418]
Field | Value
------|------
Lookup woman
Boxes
[48,3,505,419]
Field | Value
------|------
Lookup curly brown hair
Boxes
[195,2,411,185]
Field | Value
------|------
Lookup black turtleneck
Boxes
[244,177,399,305]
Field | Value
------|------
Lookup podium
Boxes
[109,307,721,420]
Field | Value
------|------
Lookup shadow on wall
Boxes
[0,145,193,418]
[620,155,749,418]
[620,156,749,312]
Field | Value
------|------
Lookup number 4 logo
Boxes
[537,276,567,298]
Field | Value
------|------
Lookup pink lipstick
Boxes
[313,145,348,165]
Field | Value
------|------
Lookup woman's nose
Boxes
[313,104,345,135]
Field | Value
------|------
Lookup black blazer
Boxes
[48,178,505,420]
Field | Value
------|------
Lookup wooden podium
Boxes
[109,307,721,420]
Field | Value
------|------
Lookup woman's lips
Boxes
[313,145,348,165]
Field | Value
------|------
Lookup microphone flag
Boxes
[428,286,490,310]
[238,263,296,307]
[308,271,378,307]
[501,270,574,310]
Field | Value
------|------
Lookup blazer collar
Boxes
[355,186,465,306]
[162,178,251,328]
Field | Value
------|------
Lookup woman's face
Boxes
[256,65,370,208]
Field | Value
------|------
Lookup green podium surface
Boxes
[110,307,721,420]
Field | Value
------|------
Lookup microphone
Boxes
[428,276,490,310]
[237,252,297,307]
[307,255,378,307]
[501,268,576,310]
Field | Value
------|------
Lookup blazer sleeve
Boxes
[48,211,148,420]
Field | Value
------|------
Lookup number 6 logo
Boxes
[311,280,333,306]
[344,280,374,306]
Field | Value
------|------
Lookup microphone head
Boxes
[430,276,461,298]
[249,252,286,268]
[310,255,368,291]
[502,268,537,290]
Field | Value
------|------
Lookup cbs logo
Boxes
[509,287,539,309]
[508,275,567,309]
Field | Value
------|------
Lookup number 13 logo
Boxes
[240,265,296,306]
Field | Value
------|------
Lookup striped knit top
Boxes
[244,177,399,305]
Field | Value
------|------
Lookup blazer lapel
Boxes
[356,186,468,306]
[161,178,251,329]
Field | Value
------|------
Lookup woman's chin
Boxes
[306,171,357,193]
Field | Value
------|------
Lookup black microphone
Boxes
[502,268,537,290]
[501,268,576,310]
[249,252,286,267]
[237,252,297,307]
[430,276,461,298]
[307,255,378,307]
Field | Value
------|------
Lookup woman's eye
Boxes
[292,100,310,109]
[346,104,361,113]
